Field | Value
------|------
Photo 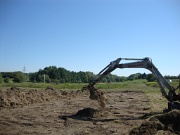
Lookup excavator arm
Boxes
[86,57,178,102]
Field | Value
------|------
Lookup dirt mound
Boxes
[130,110,180,135]
[0,90,151,135]
[75,108,98,118]
[130,121,164,135]
[59,107,111,120]
[8,86,20,91]
[45,86,55,90]
[0,87,86,109]
[152,110,180,132]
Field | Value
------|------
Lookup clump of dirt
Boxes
[61,91,68,96]
[130,110,180,135]
[65,107,110,119]
[151,109,180,132]
[45,86,54,90]
[75,108,98,118]
[88,86,108,109]
[8,86,20,91]
[129,121,164,135]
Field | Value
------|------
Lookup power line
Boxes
[23,65,26,73]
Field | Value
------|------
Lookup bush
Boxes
[0,73,3,83]
[146,82,159,87]
[4,77,10,83]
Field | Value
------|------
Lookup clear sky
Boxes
[0,0,180,76]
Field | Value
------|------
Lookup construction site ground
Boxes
[0,87,180,135]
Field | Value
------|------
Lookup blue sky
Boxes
[0,0,180,76]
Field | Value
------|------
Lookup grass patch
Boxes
[0,82,87,90]
[146,82,159,87]
[0,79,166,90]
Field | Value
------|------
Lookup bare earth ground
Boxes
[0,87,180,135]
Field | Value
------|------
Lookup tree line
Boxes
[0,66,179,83]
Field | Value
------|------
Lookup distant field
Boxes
[0,79,179,91]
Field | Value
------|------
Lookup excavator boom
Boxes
[85,57,179,110]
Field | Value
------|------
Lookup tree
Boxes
[27,66,153,83]
[13,72,25,83]
[78,71,89,83]
[119,76,126,82]
[146,74,156,82]
[0,73,4,83]
[45,66,58,79]
[140,73,147,79]
[44,74,51,83]
[102,78,107,82]
[58,67,68,83]
[164,75,179,79]
[29,72,38,82]
[4,77,10,83]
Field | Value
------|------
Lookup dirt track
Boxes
[0,87,180,135]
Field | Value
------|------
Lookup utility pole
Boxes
[23,65,27,82]
[44,74,45,84]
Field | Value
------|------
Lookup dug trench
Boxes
[0,87,180,135]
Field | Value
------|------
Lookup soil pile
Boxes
[62,107,110,119]
[88,86,108,109]
[130,110,180,135]
[0,87,85,109]
[0,90,151,135]
[75,108,98,118]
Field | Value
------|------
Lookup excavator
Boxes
[83,57,180,110]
